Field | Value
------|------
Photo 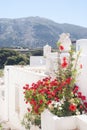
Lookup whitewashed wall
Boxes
[76,39,87,97]
[41,109,87,130]
[4,65,46,129]
[30,56,46,66]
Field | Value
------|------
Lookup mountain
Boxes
[0,16,87,48]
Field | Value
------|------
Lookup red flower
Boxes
[69,104,76,111]
[39,100,43,105]
[26,84,29,87]
[80,64,83,69]
[61,61,68,68]
[34,105,39,114]
[51,92,56,96]
[48,95,52,99]
[30,99,37,105]
[54,97,59,102]
[77,92,82,98]
[81,96,86,100]
[23,84,30,90]
[80,105,83,109]
[27,108,30,112]
[75,85,79,90]
[26,101,28,104]
[73,85,79,93]
[59,45,64,51]
[63,57,67,61]
[47,100,52,105]
[50,80,59,86]
[65,77,72,84]
[84,102,87,108]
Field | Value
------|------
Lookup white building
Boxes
[0,34,87,129]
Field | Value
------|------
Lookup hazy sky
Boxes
[0,0,87,27]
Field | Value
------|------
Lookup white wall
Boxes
[41,109,87,130]
[76,39,87,97]
[4,65,47,129]
[30,56,46,66]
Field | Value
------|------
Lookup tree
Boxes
[0,49,29,68]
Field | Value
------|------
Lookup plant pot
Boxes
[41,109,77,130]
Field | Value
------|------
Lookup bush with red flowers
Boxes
[23,42,87,117]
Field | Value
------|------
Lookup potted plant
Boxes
[23,42,87,130]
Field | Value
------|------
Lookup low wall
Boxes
[3,65,47,129]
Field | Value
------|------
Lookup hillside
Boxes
[0,16,87,48]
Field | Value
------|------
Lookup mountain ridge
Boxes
[0,16,87,48]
